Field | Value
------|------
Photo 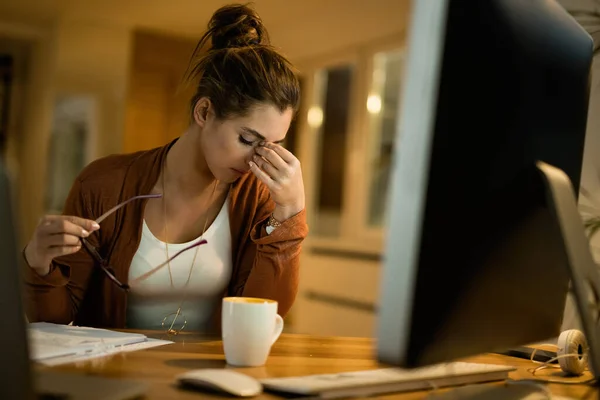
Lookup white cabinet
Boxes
[291,247,382,337]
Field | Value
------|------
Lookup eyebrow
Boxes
[242,127,286,144]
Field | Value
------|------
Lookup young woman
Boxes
[22,4,307,334]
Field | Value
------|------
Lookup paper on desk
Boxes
[37,338,173,366]
[27,322,154,361]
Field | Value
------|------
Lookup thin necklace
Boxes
[161,160,218,334]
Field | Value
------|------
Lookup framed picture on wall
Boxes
[45,95,96,214]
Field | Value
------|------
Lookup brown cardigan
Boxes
[22,140,308,330]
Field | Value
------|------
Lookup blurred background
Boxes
[1,0,599,338]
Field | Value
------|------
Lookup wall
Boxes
[0,36,31,197]
[53,19,132,159]
[123,30,196,153]
[0,17,56,247]
[0,16,132,245]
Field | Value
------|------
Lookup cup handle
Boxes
[271,314,284,345]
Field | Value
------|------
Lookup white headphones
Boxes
[555,329,588,375]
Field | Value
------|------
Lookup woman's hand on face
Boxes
[24,215,100,276]
[249,142,305,221]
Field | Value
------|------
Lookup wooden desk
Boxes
[46,331,597,399]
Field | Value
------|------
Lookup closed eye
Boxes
[238,135,254,146]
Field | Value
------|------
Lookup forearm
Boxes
[238,210,307,316]
[239,250,301,317]
[23,245,51,276]
[24,286,75,324]
[21,262,76,323]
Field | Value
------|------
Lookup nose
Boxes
[244,148,257,167]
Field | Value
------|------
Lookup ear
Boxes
[193,97,212,127]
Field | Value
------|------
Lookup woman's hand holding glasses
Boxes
[21,193,204,290]
[24,215,100,276]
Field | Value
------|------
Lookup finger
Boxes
[249,161,275,188]
[255,146,287,170]
[252,154,279,179]
[262,142,297,164]
[47,245,82,259]
[44,233,83,247]
[40,219,92,238]
[64,216,100,232]
[42,215,99,231]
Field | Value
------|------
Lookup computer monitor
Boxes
[0,156,32,399]
[376,0,600,375]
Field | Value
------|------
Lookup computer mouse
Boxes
[177,368,263,397]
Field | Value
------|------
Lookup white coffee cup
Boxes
[221,297,284,367]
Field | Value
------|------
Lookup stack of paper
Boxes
[28,322,172,365]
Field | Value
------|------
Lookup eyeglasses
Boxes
[81,194,208,291]
[80,237,130,290]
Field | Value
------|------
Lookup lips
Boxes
[231,168,248,175]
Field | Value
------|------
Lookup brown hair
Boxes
[185,3,300,121]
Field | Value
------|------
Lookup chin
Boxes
[213,168,241,184]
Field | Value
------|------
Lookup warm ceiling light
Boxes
[307,106,323,128]
[367,94,382,114]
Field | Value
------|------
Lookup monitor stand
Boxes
[537,160,600,380]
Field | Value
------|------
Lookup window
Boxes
[312,65,354,237]
[366,50,405,228]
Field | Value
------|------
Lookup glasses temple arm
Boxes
[95,193,162,224]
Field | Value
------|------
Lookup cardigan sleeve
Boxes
[233,184,308,317]
[22,177,98,324]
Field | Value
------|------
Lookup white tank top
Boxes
[126,198,232,332]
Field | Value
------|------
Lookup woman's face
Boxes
[196,100,294,183]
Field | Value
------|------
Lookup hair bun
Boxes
[209,4,269,50]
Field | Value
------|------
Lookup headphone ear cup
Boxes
[557,329,587,376]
